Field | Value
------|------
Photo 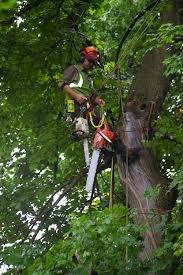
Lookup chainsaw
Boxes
[85,120,116,193]
[72,94,116,195]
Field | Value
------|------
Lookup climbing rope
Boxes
[88,106,105,128]
[125,127,129,264]
[109,155,115,210]
[116,65,130,265]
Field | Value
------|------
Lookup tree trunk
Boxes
[116,0,180,268]
[117,111,175,261]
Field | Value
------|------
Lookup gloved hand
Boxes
[75,94,87,105]
[95,97,105,106]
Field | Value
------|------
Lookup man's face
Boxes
[82,58,95,70]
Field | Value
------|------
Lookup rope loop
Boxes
[88,106,105,128]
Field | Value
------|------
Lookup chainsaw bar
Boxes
[85,149,100,193]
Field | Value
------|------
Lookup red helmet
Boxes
[80,46,100,62]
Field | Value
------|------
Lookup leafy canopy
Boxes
[0,0,183,274]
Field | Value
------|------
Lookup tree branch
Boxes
[21,168,86,243]
[30,170,85,242]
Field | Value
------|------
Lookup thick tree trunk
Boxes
[116,0,180,268]
[117,111,174,261]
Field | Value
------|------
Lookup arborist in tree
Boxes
[58,45,105,125]
[58,45,106,168]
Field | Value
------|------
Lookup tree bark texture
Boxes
[116,112,175,261]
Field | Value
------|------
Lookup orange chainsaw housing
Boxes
[92,122,116,149]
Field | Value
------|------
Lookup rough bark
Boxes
[117,112,175,261]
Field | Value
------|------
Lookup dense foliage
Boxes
[25,205,145,275]
[0,0,182,274]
